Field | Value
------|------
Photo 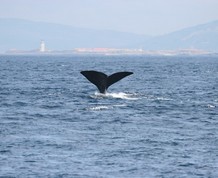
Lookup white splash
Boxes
[88,103,127,111]
[89,105,110,111]
[207,104,216,108]
[91,92,139,100]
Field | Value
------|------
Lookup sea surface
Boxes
[0,55,218,178]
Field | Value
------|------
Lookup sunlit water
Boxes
[0,55,218,177]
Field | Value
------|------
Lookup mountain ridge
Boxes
[0,18,148,52]
[140,20,218,52]
[0,18,218,52]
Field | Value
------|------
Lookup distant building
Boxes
[40,40,46,52]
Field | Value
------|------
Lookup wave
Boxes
[90,92,140,100]
[89,105,110,111]
[87,103,127,111]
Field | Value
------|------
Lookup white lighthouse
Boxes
[40,40,46,52]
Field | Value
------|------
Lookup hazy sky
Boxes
[1,0,218,35]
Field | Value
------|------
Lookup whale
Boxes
[81,70,133,93]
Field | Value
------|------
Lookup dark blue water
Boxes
[0,55,218,177]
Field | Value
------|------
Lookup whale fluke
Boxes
[81,70,133,93]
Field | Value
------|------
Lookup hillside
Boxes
[0,19,147,52]
[141,20,218,52]
[0,18,218,52]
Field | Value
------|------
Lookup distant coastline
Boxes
[1,19,218,53]
[2,47,216,57]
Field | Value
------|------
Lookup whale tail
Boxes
[81,70,133,93]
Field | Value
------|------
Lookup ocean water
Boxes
[0,55,218,178]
